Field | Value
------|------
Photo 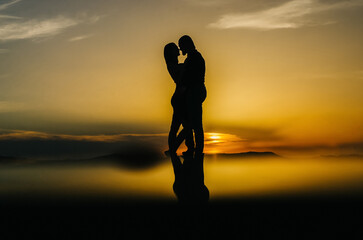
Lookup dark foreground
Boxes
[1,195,362,239]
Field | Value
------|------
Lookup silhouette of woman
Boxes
[164,43,194,156]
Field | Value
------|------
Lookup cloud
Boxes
[0,14,20,19]
[209,0,363,30]
[0,0,20,11]
[68,34,93,42]
[0,129,168,160]
[0,48,9,53]
[0,129,167,142]
[0,16,80,41]
[88,15,103,23]
[0,0,102,42]
[0,0,21,19]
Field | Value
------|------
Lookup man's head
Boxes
[178,35,195,55]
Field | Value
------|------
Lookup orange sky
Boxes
[0,0,363,157]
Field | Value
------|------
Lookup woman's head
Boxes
[164,42,180,64]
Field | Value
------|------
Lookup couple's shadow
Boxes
[170,154,209,204]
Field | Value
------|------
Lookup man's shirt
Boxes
[182,50,205,87]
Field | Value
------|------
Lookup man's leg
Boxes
[193,104,204,155]
[186,85,206,155]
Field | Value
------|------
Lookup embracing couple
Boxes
[164,35,207,159]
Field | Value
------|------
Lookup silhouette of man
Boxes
[178,35,207,156]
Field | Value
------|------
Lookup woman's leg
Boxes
[168,110,182,154]
[175,127,194,153]
[175,128,185,151]
[181,121,195,153]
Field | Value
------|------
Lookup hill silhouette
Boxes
[207,151,280,158]
[93,146,164,169]
[320,154,363,159]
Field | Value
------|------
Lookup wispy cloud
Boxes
[0,129,167,160]
[68,34,93,42]
[209,0,363,30]
[0,0,21,19]
[0,130,243,146]
[88,15,103,23]
[0,0,20,10]
[0,16,80,41]
[0,129,168,142]
[0,0,101,42]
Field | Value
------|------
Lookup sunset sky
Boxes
[0,0,363,157]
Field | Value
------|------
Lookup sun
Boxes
[176,132,245,154]
[208,133,222,143]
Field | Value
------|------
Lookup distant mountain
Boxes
[207,151,280,158]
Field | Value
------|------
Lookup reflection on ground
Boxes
[1,155,363,202]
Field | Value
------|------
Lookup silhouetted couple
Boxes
[164,35,207,159]
[164,35,208,204]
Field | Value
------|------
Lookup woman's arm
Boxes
[167,63,179,84]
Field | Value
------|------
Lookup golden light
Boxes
[207,132,222,144]
[203,132,246,154]
[176,132,245,154]
[209,133,221,140]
